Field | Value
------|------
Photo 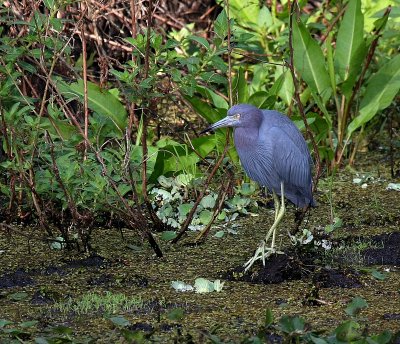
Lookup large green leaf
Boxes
[335,0,367,97]
[39,117,79,140]
[184,96,226,123]
[292,18,331,103]
[233,67,249,104]
[347,54,400,137]
[57,79,127,133]
[149,137,217,182]
[195,86,228,109]
[225,0,260,27]
[275,69,294,106]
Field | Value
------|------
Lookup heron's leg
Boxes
[262,191,279,246]
[273,191,280,221]
[271,182,285,249]
[244,183,285,272]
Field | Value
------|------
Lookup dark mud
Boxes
[224,232,398,286]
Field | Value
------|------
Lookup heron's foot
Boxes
[243,241,283,272]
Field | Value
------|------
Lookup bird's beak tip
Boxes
[200,127,213,135]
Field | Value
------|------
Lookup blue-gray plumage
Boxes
[202,103,315,271]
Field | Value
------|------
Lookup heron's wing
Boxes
[257,125,314,206]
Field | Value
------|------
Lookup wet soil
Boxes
[0,160,400,342]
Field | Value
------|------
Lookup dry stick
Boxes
[335,5,392,166]
[200,5,217,20]
[287,0,321,189]
[320,4,348,44]
[388,108,396,178]
[81,1,89,159]
[130,0,137,38]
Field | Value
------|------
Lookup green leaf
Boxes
[200,195,216,209]
[51,326,73,335]
[233,67,249,103]
[347,54,400,137]
[345,296,368,316]
[20,320,38,328]
[40,117,79,140]
[188,35,210,50]
[278,315,305,334]
[167,308,184,321]
[237,183,256,196]
[43,0,55,10]
[265,308,274,327]
[199,209,213,224]
[57,79,127,133]
[228,0,260,27]
[178,203,192,217]
[334,320,361,341]
[371,269,387,280]
[184,96,225,123]
[214,10,228,38]
[370,330,393,344]
[196,86,228,109]
[248,91,270,108]
[276,70,294,106]
[160,231,177,241]
[292,18,331,103]
[335,0,367,97]
[9,292,29,301]
[214,230,225,238]
[109,315,130,327]
[0,319,13,328]
[257,6,273,30]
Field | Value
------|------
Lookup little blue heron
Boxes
[202,104,315,272]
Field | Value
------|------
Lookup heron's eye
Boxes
[233,113,241,120]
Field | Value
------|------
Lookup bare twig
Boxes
[320,4,348,44]
[81,1,89,159]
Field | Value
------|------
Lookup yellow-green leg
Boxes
[244,182,286,272]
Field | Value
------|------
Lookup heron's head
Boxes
[201,104,263,134]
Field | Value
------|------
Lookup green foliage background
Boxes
[0,0,399,246]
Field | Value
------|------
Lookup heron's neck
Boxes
[234,127,258,149]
